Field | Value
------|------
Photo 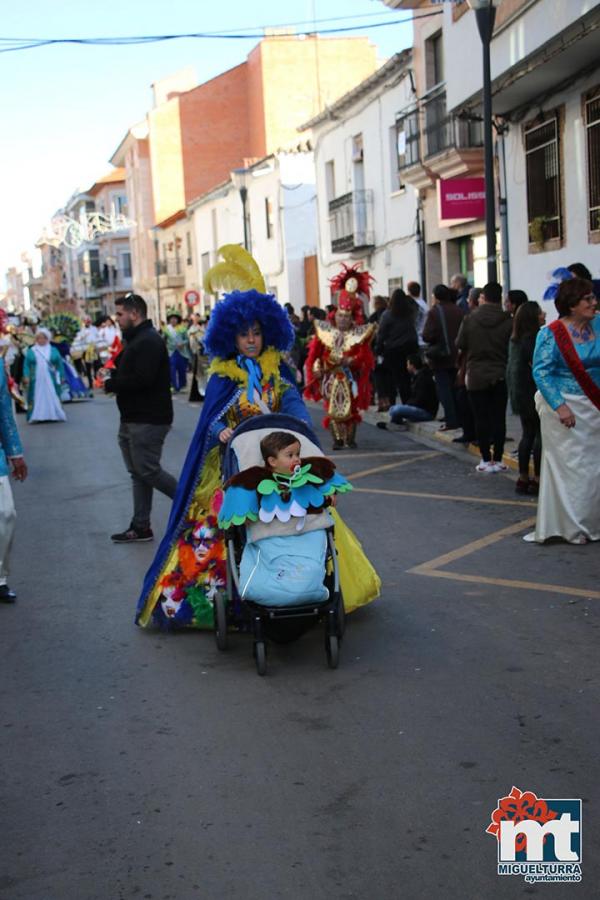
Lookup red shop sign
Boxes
[184,289,201,306]
[440,177,485,221]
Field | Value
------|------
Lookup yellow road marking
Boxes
[353,487,536,509]
[350,451,441,481]
[408,516,600,599]
[412,569,600,600]
[409,517,537,571]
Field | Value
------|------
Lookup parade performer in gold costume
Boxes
[304,265,376,450]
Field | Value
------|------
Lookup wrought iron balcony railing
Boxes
[328,190,375,254]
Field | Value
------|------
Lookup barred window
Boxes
[396,110,420,170]
[524,114,562,243]
[585,91,600,233]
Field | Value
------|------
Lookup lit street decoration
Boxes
[36,212,136,249]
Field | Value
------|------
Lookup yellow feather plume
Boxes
[203,244,266,295]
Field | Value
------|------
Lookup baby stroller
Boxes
[214,413,345,675]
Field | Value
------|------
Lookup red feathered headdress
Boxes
[329,264,374,299]
[329,264,374,324]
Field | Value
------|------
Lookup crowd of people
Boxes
[366,262,599,545]
[0,256,597,612]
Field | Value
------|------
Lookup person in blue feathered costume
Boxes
[135,290,312,629]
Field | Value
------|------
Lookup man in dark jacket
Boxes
[380,354,438,427]
[104,293,178,542]
[455,281,513,473]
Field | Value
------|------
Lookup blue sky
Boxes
[0,0,414,285]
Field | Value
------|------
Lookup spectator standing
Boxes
[369,295,388,325]
[422,284,464,430]
[406,281,429,346]
[451,274,470,313]
[105,294,178,543]
[505,289,528,317]
[507,301,545,494]
[374,288,419,409]
[468,287,481,311]
[456,282,512,473]
[568,262,600,302]
[0,363,28,603]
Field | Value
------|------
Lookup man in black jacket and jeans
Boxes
[104,294,178,542]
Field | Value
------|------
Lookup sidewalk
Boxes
[360,405,522,472]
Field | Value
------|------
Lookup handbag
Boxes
[425,305,451,360]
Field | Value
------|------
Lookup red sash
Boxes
[549,319,600,411]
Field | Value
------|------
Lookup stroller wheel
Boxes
[214,591,228,651]
[254,640,267,676]
[325,634,339,669]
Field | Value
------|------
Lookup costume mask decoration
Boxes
[329,264,374,325]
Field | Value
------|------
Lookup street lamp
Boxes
[469,0,499,284]
[231,167,251,251]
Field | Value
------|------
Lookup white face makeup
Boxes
[345,277,358,294]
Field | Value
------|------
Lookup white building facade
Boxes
[189,151,319,313]
[300,52,420,306]
[385,0,600,310]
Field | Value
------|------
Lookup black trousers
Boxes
[381,347,417,405]
[518,409,541,477]
[468,380,508,463]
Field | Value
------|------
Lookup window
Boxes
[395,110,420,171]
[120,252,132,278]
[352,134,364,163]
[325,160,336,202]
[113,194,128,217]
[201,252,211,286]
[265,197,275,239]
[524,113,562,244]
[425,32,444,90]
[585,89,600,234]
[211,209,218,250]
[186,231,193,265]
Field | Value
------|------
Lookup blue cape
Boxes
[135,361,308,621]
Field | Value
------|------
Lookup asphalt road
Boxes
[1,393,599,900]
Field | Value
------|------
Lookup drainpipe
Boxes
[416,192,427,299]
[496,122,510,291]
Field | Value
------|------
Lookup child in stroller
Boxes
[216,415,351,673]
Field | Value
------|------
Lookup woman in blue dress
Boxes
[136,288,381,628]
[528,276,600,544]
[136,290,316,628]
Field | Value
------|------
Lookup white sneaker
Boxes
[492,462,509,472]
[475,460,496,473]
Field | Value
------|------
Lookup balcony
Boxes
[157,257,185,288]
[328,190,375,255]
[423,87,484,180]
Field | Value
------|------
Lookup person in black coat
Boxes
[379,354,438,426]
[104,293,178,543]
[506,301,545,494]
[374,289,419,409]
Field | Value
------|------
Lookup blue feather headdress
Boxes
[543,267,573,301]
[203,289,295,360]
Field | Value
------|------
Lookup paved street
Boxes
[2,394,599,900]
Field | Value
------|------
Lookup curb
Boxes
[306,400,520,474]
